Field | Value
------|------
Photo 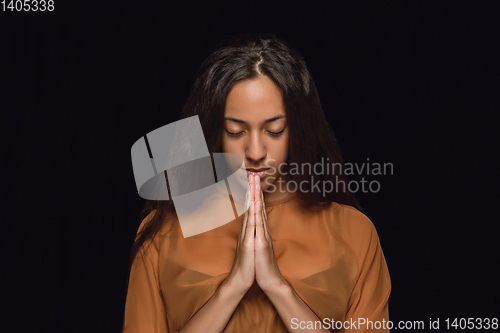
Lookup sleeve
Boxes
[343,212,391,333]
[122,212,173,333]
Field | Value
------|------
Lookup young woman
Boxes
[123,34,391,333]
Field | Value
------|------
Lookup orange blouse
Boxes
[122,193,391,332]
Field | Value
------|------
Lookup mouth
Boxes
[244,168,270,179]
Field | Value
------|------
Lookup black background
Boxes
[2,1,499,332]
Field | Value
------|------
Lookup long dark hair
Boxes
[129,33,363,267]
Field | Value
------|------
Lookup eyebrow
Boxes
[224,115,286,124]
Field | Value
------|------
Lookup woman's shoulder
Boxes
[331,202,374,229]
[136,208,179,250]
[328,202,381,254]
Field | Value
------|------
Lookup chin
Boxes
[261,177,277,193]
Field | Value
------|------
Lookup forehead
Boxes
[224,76,285,120]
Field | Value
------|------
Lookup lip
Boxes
[243,168,270,179]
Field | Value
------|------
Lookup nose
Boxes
[245,131,267,164]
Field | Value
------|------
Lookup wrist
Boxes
[220,276,250,302]
[261,278,292,301]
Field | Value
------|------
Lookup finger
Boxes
[243,180,250,210]
[248,175,254,209]
[255,177,264,220]
[245,200,256,240]
[255,191,267,242]
[241,179,255,241]
[260,188,270,240]
[242,181,253,237]
[239,210,247,242]
[252,175,257,203]
[260,187,267,219]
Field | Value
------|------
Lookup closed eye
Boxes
[225,129,243,137]
[225,127,286,138]
[268,128,285,137]
[268,125,287,137]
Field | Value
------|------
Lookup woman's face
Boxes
[222,76,290,200]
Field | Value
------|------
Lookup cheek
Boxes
[270,135,289,162]
[221,136,231,153]
[221,137,242,156]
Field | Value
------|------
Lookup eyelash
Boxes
[269,128,285,137]
[225,128,285,137]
